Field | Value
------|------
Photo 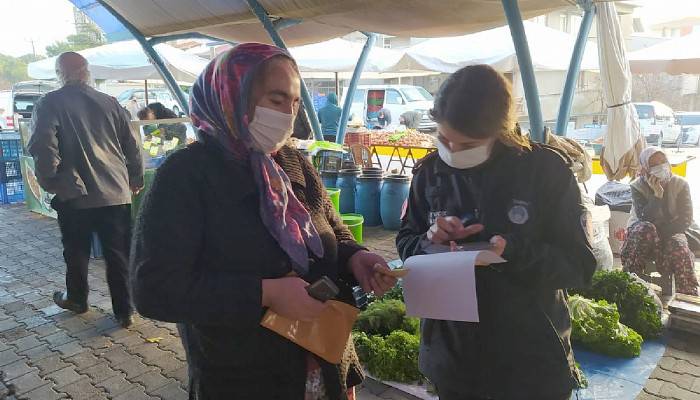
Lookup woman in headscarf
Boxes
[622,147,699,295]
[130,43,396,399]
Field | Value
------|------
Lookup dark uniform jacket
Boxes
[131,140,364,399]
[396,142,596,399]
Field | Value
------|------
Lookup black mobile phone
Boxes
[306,276,339,302]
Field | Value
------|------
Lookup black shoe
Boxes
[53,291,88,314]
[116,314,134,329]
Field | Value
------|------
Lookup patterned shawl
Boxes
[189,43,323,274]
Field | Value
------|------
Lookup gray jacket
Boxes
[29,84,143,209]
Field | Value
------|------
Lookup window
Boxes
[677,114,700,126]
[560,14,569,33]
[634,104,654,120]
[352,89,366,104]
[385,89,403,105]
[401,87,433,102]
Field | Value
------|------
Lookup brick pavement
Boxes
[0,205,698,400]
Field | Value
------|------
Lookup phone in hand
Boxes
[306,276,339,302]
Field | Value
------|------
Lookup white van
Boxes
[633,102,681,145]
[341,85,436,132]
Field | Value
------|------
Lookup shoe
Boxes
[53,291,88,314]
[116,314,134,329]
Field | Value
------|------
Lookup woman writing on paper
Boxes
[396,65,596,400]
[131,44,395,399]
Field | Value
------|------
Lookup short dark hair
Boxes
[136,107,152,120]
[431,65,515,139]
[147,102,178,119]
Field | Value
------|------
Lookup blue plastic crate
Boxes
[0,138,22,158]
[0,179,24,204]
[0,158,22,183]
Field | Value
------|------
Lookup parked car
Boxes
[11,81,58,128]
[675,111,700,146]
[341,85,436,132]
[116,89,184,116]
[633,101,682,146]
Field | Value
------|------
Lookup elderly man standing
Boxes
[29,52,143,328]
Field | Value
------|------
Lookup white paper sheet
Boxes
[401,251,505,322]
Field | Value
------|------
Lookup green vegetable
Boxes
[569,295,643,358]
[353,330,421,383]
[575,362,588,389]
[355,299,419,336]
[382,284,405,302]
[572,270,663,339]
[388,132,407,142]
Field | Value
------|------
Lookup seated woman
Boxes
[130,43,396,399]
[622,147,699,296]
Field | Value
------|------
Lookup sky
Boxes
[1,0,700,58]
[0,0,75,57]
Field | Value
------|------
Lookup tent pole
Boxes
[335,72,340,96]
[337,32,377,145]
[245,0,323,141]
[502,0,545,142]
[556,0,595,136]
[96,0,189,115]
[144,80,149,104]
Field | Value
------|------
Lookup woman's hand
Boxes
[647,174,664,198]
[349,250,397,297]
[262,277,327,321]
[427,216,484,245]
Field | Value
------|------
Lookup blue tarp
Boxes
[573,341,666,400]
[69,0,132,42]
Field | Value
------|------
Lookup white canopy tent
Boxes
[399,21,599,74]
[93,0,574,46]
[628,32,700,75]
[27,41,209,83]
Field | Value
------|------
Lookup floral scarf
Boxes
[189,43,323,274]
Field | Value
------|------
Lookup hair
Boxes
[55,52,90,86]
[430,64,530,150]
[147,102,178,119]
[136,107,153,120]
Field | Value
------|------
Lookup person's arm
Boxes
[632,184,663,224]
[130,152,262,326]
[396,168,432,261]
[498,153,596,290]
[658,180,693,237]
[27,98,61,193]
[115,105,144,189]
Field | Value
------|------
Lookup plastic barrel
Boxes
[355,175,383,226]
[380,174,411,230]
[341,213,364,244]
[320,170,338,188]
[337,169,360,214]
[326,188,341,213]
[361,167,384,177]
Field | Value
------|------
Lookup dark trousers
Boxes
[54,200,133,317]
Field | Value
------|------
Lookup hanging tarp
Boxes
[628,33,700,75]
[70,0,575,46]
[398,21,599,74]
[596,2,645,181]
[289,38,404,73]
[27,41,209,83]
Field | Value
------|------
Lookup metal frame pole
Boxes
[245,0,324,141]
[337,32,376,145]
[96,0,189,115]
[556,1,595,136]
[502,0,545,142]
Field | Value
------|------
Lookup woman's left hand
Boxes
[349,250,397,297]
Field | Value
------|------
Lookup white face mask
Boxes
[248,106,294,154]
[650,163,672,182]
[437,139,492,169]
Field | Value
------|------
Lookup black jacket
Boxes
[396,142,596,399]
[131,140,364,399]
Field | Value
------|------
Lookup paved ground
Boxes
[0,205,699,399]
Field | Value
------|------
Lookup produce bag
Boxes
[595,181,633,212]
[261,300,360,364]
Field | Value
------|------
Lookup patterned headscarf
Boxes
[189,43,323,275]
[639,146,665,173]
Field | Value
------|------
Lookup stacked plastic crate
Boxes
[0,133,25,204]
